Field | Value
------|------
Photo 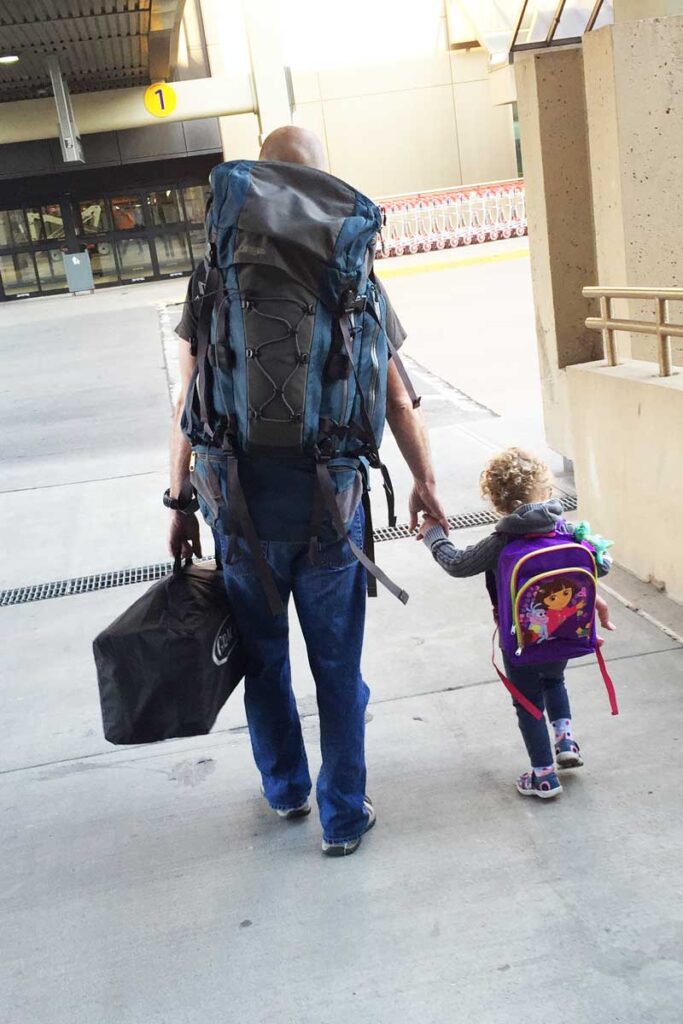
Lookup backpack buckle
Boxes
[314,440,334,462]
[341,290,367,315]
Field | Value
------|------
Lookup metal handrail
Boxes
[586,0,607,32]
[510,0,530,51]
[583,285,683,377]
[546,0,569,44]
[509,0,608,55]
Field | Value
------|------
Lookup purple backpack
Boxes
[492,522,618,718]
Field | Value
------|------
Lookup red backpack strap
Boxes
[596,645,619,716]
[491,629,543,721]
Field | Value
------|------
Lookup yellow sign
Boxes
[144,82,177,118]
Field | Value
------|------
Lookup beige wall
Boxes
[293,49,518,196]
[514,47,601,458]
[615,0,683,17]
[568,360,683,601]
[196,0,517,196]
[584,17,683,364]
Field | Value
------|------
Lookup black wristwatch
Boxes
[163,489,199,515]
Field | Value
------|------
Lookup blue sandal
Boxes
[516,770,563,799]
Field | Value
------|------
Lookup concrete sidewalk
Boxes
[2,245,683,1023]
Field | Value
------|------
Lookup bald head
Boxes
[259,125,326,171]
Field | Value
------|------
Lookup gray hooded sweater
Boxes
[423,500,567,578]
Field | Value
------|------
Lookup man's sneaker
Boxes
[516,770,563,800]
[322,798,376,857]
[555,736,584,769]
[276,801,311,820]
[261,787,311,820]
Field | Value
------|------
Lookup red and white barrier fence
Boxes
[375,179,527,258]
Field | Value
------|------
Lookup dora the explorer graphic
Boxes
[532,578,586,638]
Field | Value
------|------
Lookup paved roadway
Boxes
[2,240,683,1024]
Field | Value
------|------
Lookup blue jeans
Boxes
[502,656,571,768]
[220,507,370,844]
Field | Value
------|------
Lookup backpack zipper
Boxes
[512,566,597,654]
[509,543,594,608]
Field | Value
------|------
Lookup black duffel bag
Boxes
[93,557,246,744]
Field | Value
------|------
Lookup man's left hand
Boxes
[409,480,448,533]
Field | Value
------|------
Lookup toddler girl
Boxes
[419,447,614,799]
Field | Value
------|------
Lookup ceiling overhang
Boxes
[149,0,186,82]
[0,0,187,103]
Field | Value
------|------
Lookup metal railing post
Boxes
[656,296,673,377]
[600,294,617,366]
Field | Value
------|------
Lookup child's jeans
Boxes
[502,656,571,768]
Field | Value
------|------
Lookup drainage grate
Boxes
[0,494,576,608]
[374,494,577,542]
[0,562,188,608]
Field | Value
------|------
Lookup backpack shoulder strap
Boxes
[338,296,396,529]
[194,262,221,440]
[485,568,497,608]
[225,454,285,617]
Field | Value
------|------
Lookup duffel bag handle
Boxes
[173,555,193,575]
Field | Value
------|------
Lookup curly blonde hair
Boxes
[480,447,553,516]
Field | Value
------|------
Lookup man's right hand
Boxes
[168,510,203,561]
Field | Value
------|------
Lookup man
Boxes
[168,126,447,856]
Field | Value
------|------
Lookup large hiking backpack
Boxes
[490,523,619,718]
[181,159,419,613]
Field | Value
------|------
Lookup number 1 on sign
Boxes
[144,82,177,118]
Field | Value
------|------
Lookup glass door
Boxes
[146,189,193,277]
[1,178,212,299]
[0,250,39,298]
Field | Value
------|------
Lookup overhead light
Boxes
[0,54,19,64]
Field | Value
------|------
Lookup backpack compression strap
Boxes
[315,460,409,605]
[361,489,378,599]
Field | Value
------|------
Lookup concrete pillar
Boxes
[242,0,292,142]
[514,48,602,458]
[198,0,291,158]
[198,0,261,159]
[583,16,683,363]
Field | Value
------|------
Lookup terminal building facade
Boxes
[0,0,521,300]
